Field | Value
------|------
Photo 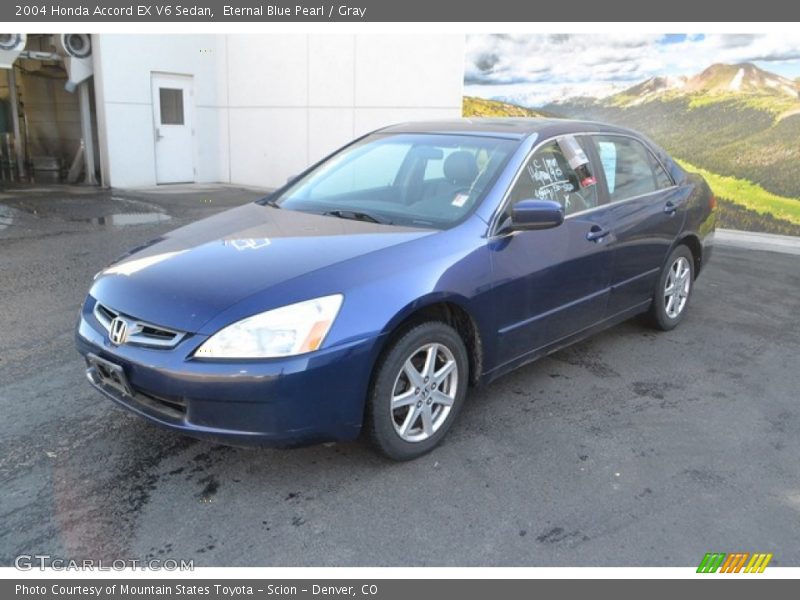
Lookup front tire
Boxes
[648,244,695,331]
[366,322,469,461]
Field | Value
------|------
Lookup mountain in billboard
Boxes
[605,63,800,111]
[685,62,798,96]
[608,75,688,106]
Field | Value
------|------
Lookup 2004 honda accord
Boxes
[76,118,716,460]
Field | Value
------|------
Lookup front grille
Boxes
[93,301,185,349]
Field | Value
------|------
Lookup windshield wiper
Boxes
[258,196,281,208]
[322,210,390,225]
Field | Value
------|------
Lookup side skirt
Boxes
[481,300,652,385]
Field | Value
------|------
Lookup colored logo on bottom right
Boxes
[697,552,773,573]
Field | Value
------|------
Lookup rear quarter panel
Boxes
[679,171,717,275]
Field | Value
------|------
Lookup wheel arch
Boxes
[674,233,703,278]
[375,295,484,387]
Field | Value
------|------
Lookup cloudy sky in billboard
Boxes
[464,34,800,107]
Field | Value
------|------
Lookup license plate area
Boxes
[86,353,133,398]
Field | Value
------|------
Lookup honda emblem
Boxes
[109,317,130,346]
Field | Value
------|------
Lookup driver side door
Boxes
[488,136,615,366]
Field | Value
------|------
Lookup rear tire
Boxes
[648,244,695,331]
[366,322,469,461]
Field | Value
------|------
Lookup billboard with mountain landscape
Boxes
[463,34,800,236]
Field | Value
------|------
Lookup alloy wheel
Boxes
[664,256,691,319]
[390,343,458,443]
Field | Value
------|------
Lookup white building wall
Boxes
[93,34,465,189]
[93,34,228,188]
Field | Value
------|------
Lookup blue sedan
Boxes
[76,118,716,460]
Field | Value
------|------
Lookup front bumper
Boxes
[75,298,381,447]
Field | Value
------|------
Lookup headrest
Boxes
[443,151,478,186]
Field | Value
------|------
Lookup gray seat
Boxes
[417,151,479,204]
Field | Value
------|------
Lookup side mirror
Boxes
[509,199,564,231]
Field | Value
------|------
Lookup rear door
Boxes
[587,134,688,316]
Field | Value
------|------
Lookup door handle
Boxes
[586,225,610,242]
[155,128,164,141]
[664,200,677,215]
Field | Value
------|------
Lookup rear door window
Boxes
[592,136,673,203]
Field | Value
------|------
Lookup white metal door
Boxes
[151,73,194,184]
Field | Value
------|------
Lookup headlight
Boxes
[195,294,343,359]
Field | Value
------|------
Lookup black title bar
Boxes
[4,579,799,600]
[3,0,800,22]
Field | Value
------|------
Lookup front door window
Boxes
[508,136,599,216]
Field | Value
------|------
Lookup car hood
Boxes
[90,203,433,333]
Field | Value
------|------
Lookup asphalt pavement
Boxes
[1,184,798,567]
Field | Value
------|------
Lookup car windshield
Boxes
[272,133,518,228]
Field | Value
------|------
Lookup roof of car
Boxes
[377,118,636,141]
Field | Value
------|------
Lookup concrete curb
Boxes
[119,183,273,195]
[715,228,800,256]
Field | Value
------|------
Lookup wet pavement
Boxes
[1,184,798,566]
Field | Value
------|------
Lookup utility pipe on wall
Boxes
[7,66,24,181]
[78,80,96,185]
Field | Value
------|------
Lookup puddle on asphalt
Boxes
[0,206,16,230]
[72,212,172,226]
